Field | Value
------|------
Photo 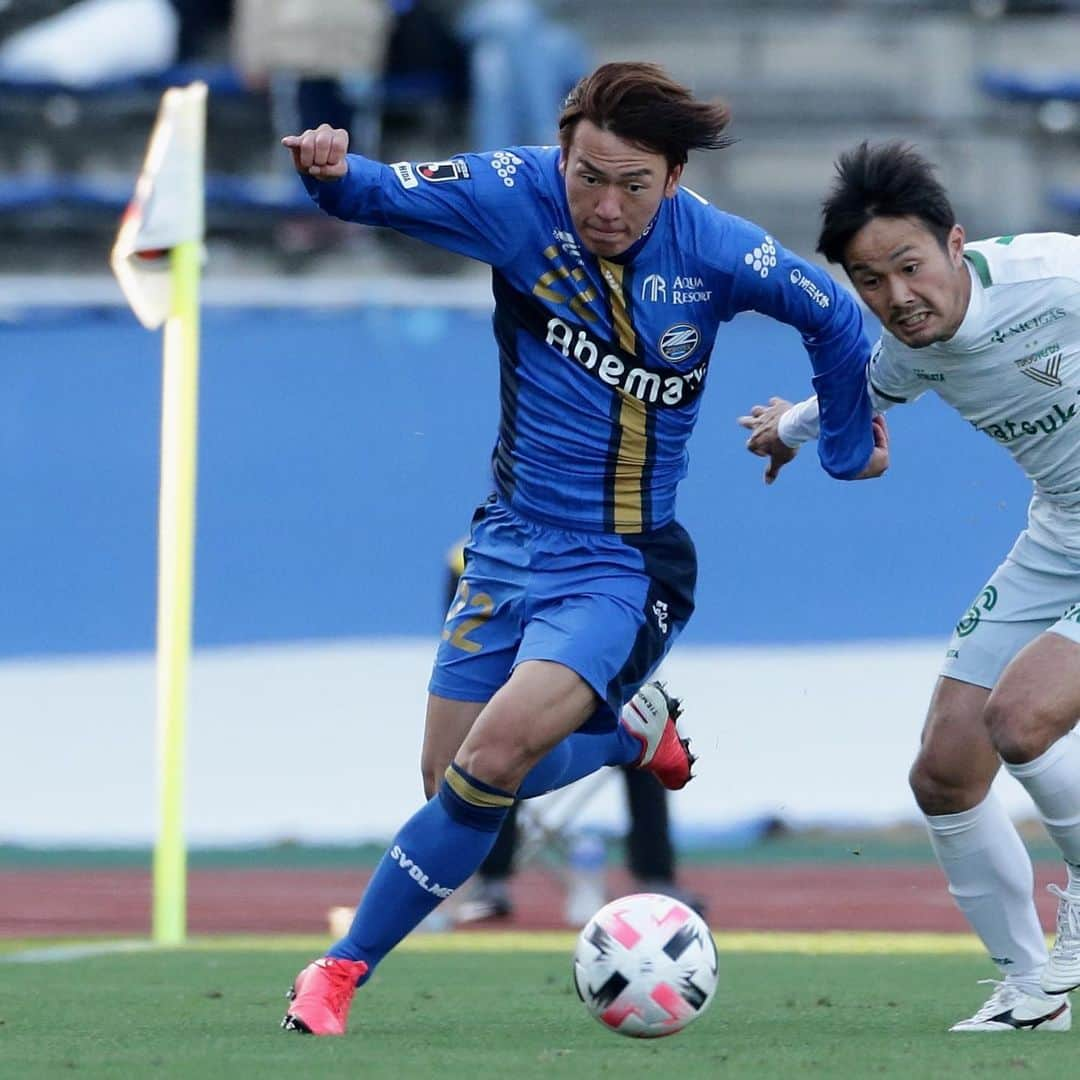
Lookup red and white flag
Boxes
[110,81,206,328]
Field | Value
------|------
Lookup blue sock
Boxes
[517,722,640,799]
[328,763,513,977]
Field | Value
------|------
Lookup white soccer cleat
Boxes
[1041,883,1080,995]
[619,681,694,790]
[949,980,1071,1032]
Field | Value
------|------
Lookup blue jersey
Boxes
[304,146,873,533]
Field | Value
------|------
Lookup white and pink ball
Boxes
[572,892,719,1038]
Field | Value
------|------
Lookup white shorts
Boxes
[941,530,1080,689]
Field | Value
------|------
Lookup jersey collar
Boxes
[604,203,665,265]
[942,260,985,351]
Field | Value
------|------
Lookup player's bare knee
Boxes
[909,758,964,816]
[454,736,534,794]
[984,696,1056,764]
[908,749,991,816]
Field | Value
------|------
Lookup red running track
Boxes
[0,864,1068,938]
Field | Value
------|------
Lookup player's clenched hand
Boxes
[736,396,796,485]
[280,123,349,180]
[855,414,890,480]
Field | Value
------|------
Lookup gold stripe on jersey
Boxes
[612,390,648,533]
[598,259,636,355]
[532,273,565,304]
[532,255,598,320]
[566,267,598,320]
[597,258,646,532]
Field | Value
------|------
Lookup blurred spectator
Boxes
[233,0,394,159]
[381,0,468,137]
[0,0,178,86]
[233,0,396,256]
[384,0,585,148]
[0,1,77,40]
[456,0,590,150]
[170,0,232,64]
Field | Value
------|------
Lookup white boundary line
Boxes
[3,939,156,964]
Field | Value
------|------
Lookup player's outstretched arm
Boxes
[281,123,349,181]
[738,398,889,484]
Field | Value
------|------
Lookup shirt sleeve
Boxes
[1028,232,1080,284]
[777,337,915,448]
[867,338,928,409]
[300,150,536,270]
[722,218,874,480]
[969,232,1080,286]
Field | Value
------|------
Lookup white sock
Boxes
[925,791,1048,983]
[1004,731,1080,887]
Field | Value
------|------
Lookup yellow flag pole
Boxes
[110,81,206,946]
[153,237,202,945]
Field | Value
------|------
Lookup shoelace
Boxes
[969,979,1022,1021]
[1048,884,1080,958]
[310,960,362,1017]
[330,967,361,1016]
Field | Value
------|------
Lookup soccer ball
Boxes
[572,892,718,1038]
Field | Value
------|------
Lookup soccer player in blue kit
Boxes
[278,61,887,1035]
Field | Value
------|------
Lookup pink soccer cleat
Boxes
[281,956,369,1036]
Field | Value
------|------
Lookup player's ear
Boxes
[664,164,683,198]
[947,223,966,266]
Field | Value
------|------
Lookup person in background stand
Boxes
[455,0,589,151]
[233,0,394,161]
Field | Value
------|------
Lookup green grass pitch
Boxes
[0,936,1074,1078]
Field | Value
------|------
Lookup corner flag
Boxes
[111,81,207,945]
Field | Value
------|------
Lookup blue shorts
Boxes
[429,494,696,729]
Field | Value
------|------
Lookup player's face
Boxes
[560,120,682,257]
[844,216,971,348]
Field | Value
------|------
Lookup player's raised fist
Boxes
[280,124,349,180]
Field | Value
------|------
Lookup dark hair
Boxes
[557,61,733,172]
[817,141,956,266]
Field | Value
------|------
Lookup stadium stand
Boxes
[978,67,1080,227]
[2,1,1080,273]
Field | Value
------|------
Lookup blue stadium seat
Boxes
[979,68,1080,103]
[0,174,316,216]
[1048,186,1080,215]
[978,68,1080,224]
[0,60,458,109]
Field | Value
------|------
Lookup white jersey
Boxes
[782,232,1080,554]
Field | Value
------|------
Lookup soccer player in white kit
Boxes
[740,141,1080,1033]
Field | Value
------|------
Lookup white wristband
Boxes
[777,397,820,448]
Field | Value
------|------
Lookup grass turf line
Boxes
[0,929,994,961]
[0,949,1074,1079]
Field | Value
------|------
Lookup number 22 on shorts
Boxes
[442,581,493,653]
